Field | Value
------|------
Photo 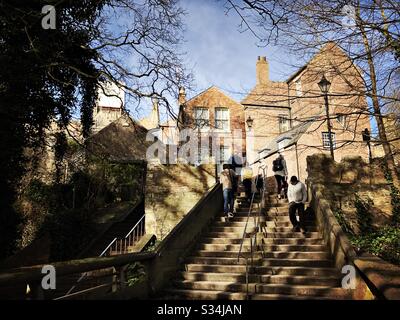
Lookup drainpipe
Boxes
[295,142,300,180]
[287,83,292,128]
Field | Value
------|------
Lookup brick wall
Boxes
[180,86,246,164]
[245,107,291,164]
[288,43,371,157]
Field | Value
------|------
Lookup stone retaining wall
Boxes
[145,162,216,240]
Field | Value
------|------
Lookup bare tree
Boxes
[224,0,400,186]
[94,0,192,121]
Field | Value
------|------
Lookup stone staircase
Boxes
[164,194,353,300]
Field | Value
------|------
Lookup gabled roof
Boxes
[255,120,314,163]
[87,113,151,162]
[243,41,353,108]
[286,42,354,84]
[186,85,242,107]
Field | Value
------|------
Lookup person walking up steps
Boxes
[272,153,288,199]
[220,164,237,218]
[241,164,253,204]
[287,176,308,234]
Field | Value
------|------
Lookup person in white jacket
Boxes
[287,176,308,233]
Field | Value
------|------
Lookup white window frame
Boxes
[322,132,336,149]
[337,114,347,127]
[193,107,210,129]
[215,107,230,131]
[219,145,230,164]
[279,114,290,133]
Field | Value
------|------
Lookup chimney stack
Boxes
[151,97,160,127]
[178,87,186,106]
[256,56,270,85]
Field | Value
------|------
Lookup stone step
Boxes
[204,231,321,239]
[164,289,349,300]
[266,206,296,213]
[185,264,340,276]
[220,210,260,217]
[224,215,315,223]
[266,202,291,208]
[191,250,330,260]
[264,216,315,222]
[211,226,319,233]
[185,257,332,267]
[178,272,341,286]
[254,284,351,298]
[251,293,349,300]
[216,218,316,227]
[200,237,324,245]
[173,281,347,298]
[198,243,327,252]
[164,289,247,300]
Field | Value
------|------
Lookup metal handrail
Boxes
[237,165,267,259]
[64,214,146,297]
[124,214,145,239]
[109,214,146,256]
[100,238,117,257]
[237,164,267,300]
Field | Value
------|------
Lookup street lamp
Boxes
[318,75,335,160]
[246,116,254,130]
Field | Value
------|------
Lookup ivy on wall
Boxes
[334,192,400,266]
[380,160,400,226]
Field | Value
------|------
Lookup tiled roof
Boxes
[87,113,151,162]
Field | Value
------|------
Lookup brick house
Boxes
[178,86,247,172]
[243,42,371,183]
[176,42,372,185]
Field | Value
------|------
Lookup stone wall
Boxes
[307,154,393,231]
[145,162,216,240]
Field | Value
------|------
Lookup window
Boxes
[196,146,208,164]
[279,115,290,133]
[194,107,209,129]
[295,79,302,97]
[322,132,336,149]
[337,114,347,126]
[215,108,230,131]
[219,145,230,164]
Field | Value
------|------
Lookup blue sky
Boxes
[128,0,378,135]
[180,0,297,101]
[150,0,301,123]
